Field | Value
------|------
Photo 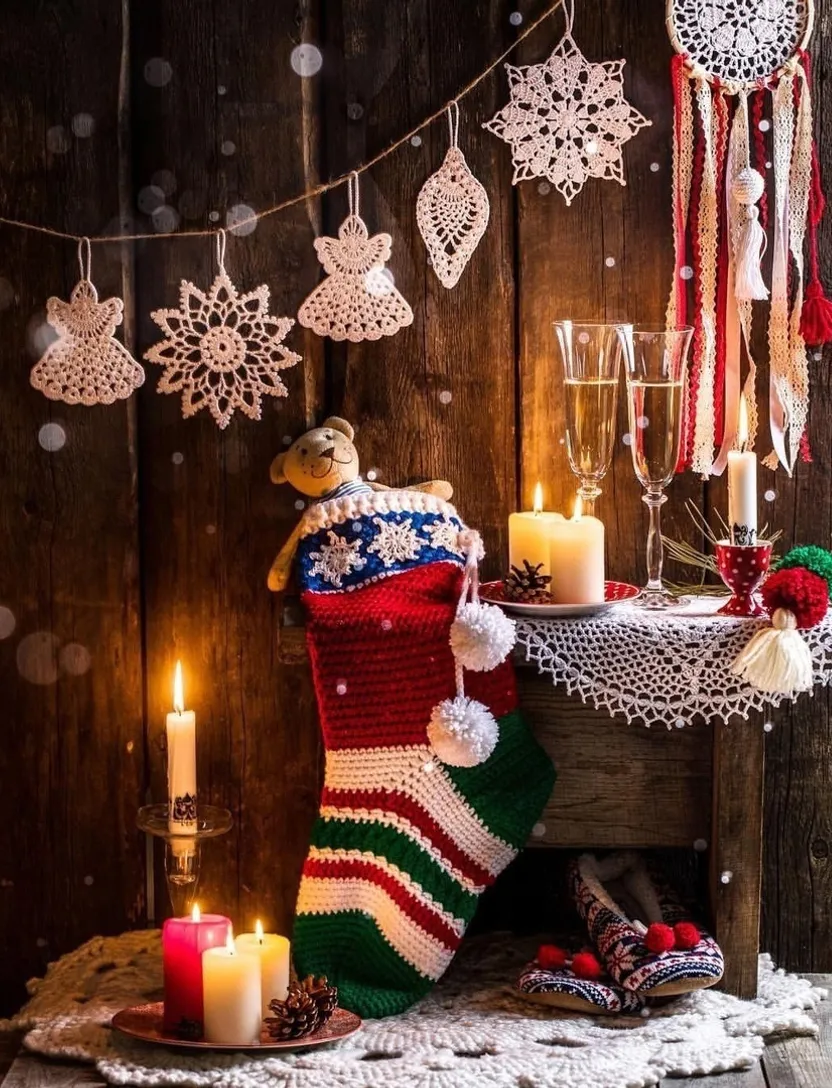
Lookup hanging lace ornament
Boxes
[145,230,301,429]
[297,173,413,342]
[417,102,490,288]
[482,0,651,205]
[666,0,821,477]
[30,238,145,406]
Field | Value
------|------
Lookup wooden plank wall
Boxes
[0,0,830,1011]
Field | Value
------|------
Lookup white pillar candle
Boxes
[508,483,563,577]
[549,497,605,604]
[235,920,291,1017]
[202,934,262,1046]
[167,660,197,836]
[727,394,757,546]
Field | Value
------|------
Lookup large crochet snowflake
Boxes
[367,517,424,566]
[484,34,651,205]
[308,531,367,588]
[145,270,301,429]
[427,519,464,556]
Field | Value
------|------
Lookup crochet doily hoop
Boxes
[666,0,814,88]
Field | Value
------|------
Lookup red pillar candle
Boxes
[162,906,231,1034]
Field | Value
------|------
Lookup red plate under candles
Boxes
[111,1002,362,1052]
[480,580,640,618]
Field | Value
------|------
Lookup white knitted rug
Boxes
[2,930,826,1088]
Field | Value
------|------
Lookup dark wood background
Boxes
[0,0,830,1012]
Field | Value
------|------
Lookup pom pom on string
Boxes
[571,951,603,980]
[537,944,568,971]
[428,696,498,768]
[731,167,769,302]
[731,568,828,696]
[450,601,516,672]
[801,281,832,346]
[644,923,676,954]
[673,922,701,950]
[777,545,832,598]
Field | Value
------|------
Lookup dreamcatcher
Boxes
[666,0,831,477]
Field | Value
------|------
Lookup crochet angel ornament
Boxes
[297,174,413,343]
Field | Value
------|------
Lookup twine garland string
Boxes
[0,0,564,247]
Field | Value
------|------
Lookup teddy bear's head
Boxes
[270,417,360,498]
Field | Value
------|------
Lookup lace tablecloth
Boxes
[515,595,832,728]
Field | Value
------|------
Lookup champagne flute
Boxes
[621,325,693,610]
[553,321,630,516]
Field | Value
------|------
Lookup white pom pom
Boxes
[428,696,499,767]
[450,602,516,672]
[731,166,765,206]
[730,609,814,694]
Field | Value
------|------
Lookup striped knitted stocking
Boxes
[291,489,555,1018]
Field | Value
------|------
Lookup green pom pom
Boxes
[777,545,832,597]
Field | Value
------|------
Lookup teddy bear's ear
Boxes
[269,452,288,485]
[323,416,355,442]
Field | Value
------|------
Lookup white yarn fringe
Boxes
[731,608,814,695]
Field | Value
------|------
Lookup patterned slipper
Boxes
[568,852,725,996]
[516,944,650,1015]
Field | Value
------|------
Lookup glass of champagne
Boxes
[621,325,693,610]
[553,321,631,516]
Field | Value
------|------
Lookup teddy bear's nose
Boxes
[321,445,335,459]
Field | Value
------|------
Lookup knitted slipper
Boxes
[516,944,649,1015]
[568,852,724,996]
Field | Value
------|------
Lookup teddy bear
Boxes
[267,416,452,591]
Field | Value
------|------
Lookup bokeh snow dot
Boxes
[38,423,66,452]
[217,84,227,96]
[206,524,216,536]
[622,433,633,446]
[758,119,771,132]
[764,489,776,502]
[410,135,422,147]
[509,11,523,25]
[578,332,590,344]
[46,126,70,155]
[367,469,378,482]
[537,181,551,195]
[60,643,91,676]
[138,185,165,214]
[221,140,236,156]
[171,451,184,465]
[290,44,323,77]
[71,113,95,138]
[680,265,694,280]
[381,619,392,631]
[282,434,293,446]
[531,822,546,838]
[585,140,598,155]
[693,838,708,852]
[336,680,348,695]
[0,607,15,640]
[295,499,306,511]
[605,256,616,268]
[152,205,180,233]
[208,210,220,223]
[144,58,173,87]
[16,631,60,686]
[650,162,660,172]
[439,390,452,405]
[227,203,257,236]
[346,102,364,121]
[637,415,649,429]
[763,721,774,732]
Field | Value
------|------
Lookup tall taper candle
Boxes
[167,660,197,835]
[728,394,758,546]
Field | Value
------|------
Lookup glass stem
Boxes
[643,488,667,591]
[578,482,601,518]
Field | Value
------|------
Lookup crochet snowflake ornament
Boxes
[417,104,490,289]
[30,239,145,405]
[483,8,651,205]
[297,174,413,342]
[145,231,301,429]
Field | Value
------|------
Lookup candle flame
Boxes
[533,482,543,516]
[255,919,264,942]
[173,660,184,715]
[191,903,201,922]
[738,394,749,450]
[573,495,583,521]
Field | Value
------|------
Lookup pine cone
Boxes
[265,975,338,1040]
[504,560,552,603]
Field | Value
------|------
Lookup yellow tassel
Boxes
[730,608,814,695]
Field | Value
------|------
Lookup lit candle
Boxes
[548,496,605,604]
[728,394,758,546]
[203,930,263,1046]
[167,660,197,836]
[235,920,291,1017]
[162,904,231,1033]
[508,483,563,577]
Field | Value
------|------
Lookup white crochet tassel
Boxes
[732,167,769,302]
[428,528,501,767]
[730,608,814,695]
